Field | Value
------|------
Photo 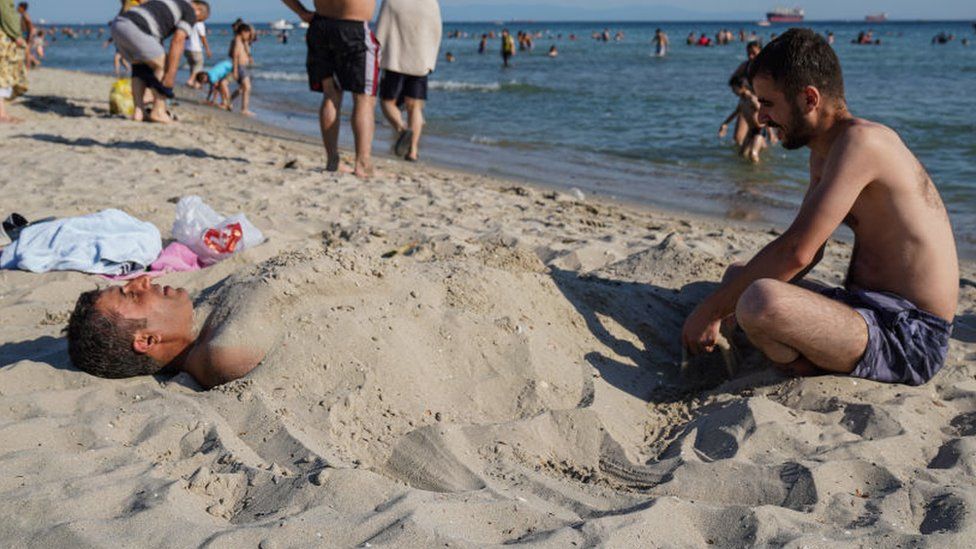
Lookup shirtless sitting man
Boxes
[66,275,272,389]
[682,28,958,386]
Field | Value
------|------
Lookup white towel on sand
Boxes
[375,0,442,77]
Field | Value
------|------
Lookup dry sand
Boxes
[1,69,976,547]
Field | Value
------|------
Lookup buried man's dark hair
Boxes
[66,289,163,379]
[748,28,845,102]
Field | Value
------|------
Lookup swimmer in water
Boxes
[719,77,766,163]
[654,28,669,57]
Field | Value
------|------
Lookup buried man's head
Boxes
[748,28,846,150]
[67,276,194,379]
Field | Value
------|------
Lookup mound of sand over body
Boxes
[2,69,976,547]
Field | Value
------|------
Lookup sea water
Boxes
[39,20,976,255]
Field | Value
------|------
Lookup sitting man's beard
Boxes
[772,105,815,150]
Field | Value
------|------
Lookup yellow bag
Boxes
[109,78,134,116]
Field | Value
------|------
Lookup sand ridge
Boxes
[1,69,976,547]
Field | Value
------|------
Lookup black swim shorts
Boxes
[820,287,953,386]
[379,70,428,103]
[305,15,379,96]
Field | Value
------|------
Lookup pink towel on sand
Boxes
[103,242,202,280]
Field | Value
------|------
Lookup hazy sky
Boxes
[27,0,976,25]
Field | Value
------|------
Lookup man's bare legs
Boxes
[318,77,343,172]
[404,97,424,161]
[351,92,375,177]
[380,98,404,133]
[735,278,868,375]
[239,78,253,116]
[131,56,170,123]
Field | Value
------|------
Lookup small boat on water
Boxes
[270,19,294,31]
[865,13,888,23]
[757,20,771,27]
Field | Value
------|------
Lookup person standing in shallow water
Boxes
[501,29,514,67]
[654,28,669,57]
[280,0,379,178]
[683,29,959,387]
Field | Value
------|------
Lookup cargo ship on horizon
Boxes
[766,7,805,24]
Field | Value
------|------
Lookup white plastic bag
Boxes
[172,196,265,266]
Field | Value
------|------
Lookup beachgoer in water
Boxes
[728,40,762,146]
[683,29,959,387]
[547,44,557,57]
[376,0,441,162]
[719,77,766,163]
[686,32,695,45]
[229,23,253,116]
[109,0,211,123]
[15,2,36,69]
[445,51,455,62]
[478,33,487,54]
[653,28,668,57]
[281,0,379,177]
[501,28,514,67]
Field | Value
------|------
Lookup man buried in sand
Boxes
[67,275,273,389]
[682,28,958,386]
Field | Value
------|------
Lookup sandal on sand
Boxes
[393,129,413,158]
[2,213,28,242]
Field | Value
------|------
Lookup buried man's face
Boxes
[96,275,194,351]
[752,74,816,150]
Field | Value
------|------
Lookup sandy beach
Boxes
[2,68,976,547]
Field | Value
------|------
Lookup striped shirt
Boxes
[121,0,196,41]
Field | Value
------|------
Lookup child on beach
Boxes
[718,78,766,163]
[229,23,253,116]
[194,58,232,110]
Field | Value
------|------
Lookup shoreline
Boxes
[2,68,975,547]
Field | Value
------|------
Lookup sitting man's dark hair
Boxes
[66,289,162,379]
[748,28,845,101]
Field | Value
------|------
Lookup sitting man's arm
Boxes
[162,29,188,88]
[682,126,878,354]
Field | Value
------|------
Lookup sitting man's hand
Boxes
[682,303,722,355]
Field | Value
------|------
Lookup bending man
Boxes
[110,0,210,123]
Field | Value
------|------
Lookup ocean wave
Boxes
[430,80,502,92]
[253,71,306,82]
[430,80,553,94]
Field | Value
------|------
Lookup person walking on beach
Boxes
[281,0,379,178]
[375,0,441,162]
[653,28,669,57]
[109,0,211,123]
[501,29,515,67]
[683,29,959,387]
[0,0,26,123]
[184,16,211,87]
